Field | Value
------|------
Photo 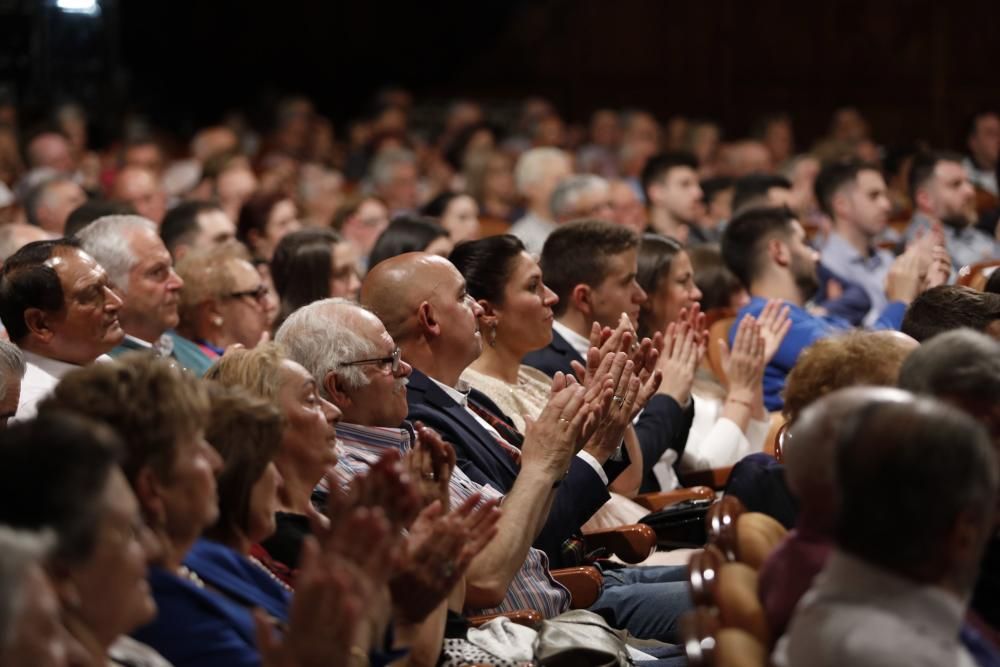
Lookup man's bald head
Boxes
[361,252,457,342]
[787,387,913,529]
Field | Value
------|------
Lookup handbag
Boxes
[639,497,713,549]
[533,609,633,667]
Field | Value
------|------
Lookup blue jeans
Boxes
[588,564,691,644]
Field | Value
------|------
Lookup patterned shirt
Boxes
[332,421,571,618]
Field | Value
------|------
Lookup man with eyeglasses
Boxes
[77,215,214,376]
[275,297,588,622]
[0,239,125,420]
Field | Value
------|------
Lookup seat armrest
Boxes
[678,466,734,491]
[634,486,715,511]
[582,523,657,564]
[466,609,543,629]
[551,566,603,609]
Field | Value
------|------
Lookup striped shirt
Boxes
[332,421,571,618]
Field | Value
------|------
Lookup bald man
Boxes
[759,386,913,638]
[362,252,695,645]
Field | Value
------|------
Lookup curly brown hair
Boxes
[783,330,917,424]
[37,352,210,484]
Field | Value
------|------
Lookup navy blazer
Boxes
[132,539,290,667]
[406,368,618,567]
[523,329,695,492]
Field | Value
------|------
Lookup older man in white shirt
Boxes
[0,239,124,420]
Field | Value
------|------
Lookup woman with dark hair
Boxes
[451,235,664,537]
[270,228,361,329]
[685,243,750,313]
[636,233,789,488]
[236,191,302,261]
[367,216,453,270]
[420,191,481,243]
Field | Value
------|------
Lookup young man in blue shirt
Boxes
[721,206,933,411]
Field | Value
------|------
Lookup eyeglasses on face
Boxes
[227,285,269,303]
[338,346,401,374]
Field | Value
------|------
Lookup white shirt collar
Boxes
[428,376,473,408]
[19,349,112,378]
[551,320,591,359]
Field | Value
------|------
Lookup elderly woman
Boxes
[270,228,362,330]
[0,412,164,667]
[207,343,501,667]
[39,352,398,667]
[175,242,270,359]
[636,233,790,489]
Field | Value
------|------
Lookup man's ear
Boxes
[646,181,663,206]
[416,301,440,338]
[477,299,499,329]
[324,370,352,410]
[23,307,55,343]
[570,284,593,319]
[768,237,791,268]
[133,465,166,530]
[831,190,851,220]
[914,187,933,215]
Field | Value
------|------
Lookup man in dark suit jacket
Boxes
[525,220,695,491]
[362,250,693,644]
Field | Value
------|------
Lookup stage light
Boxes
[54,0,101,16]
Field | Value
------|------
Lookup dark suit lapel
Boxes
[410,370,522,480]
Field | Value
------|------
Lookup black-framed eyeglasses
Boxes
[338,347,401,374]
[227,285,268,303]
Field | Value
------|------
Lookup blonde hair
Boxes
[176,241,251,329]
[205,342,288,402]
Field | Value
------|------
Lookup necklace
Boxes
[177,565,206,589]
[248,554,293,593]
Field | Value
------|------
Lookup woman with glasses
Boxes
[175,241,270,360]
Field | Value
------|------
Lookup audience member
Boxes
[370,148,420,215]
[906,151,999,267]
[527,222,701,494]
[332,195,391,269]
[901,284,1000,341]
[175,242,269,359]
[159,200,237,262]
[0,339,25,427]
[721,206,926,410]
[76,215,212,375]
[730,174,793,218]
[63,199,136,238]
[509,147,572,254]
[0,526,72,667]
[898,329,1000,632]
[110,166,167,226]
[758,386,911,639]
[636,234,789,488]
[367,215,452,270]
[608,178,648,233]
[726,330,917,527]
[297,164,344,228]
[0,223,52,265]
[687,243,749,312]
[641,152,703,244]
[270,227,361,328]
[776,397,998,667]
[24,176,87,235]
[362,251,695,644]
[420,191,481,243]
[549,174,613,224]
[813,159,899,324]
[0,239,124,419]
[0,412,165,666]
[964,111,1000,196]
[236,191,302,262]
